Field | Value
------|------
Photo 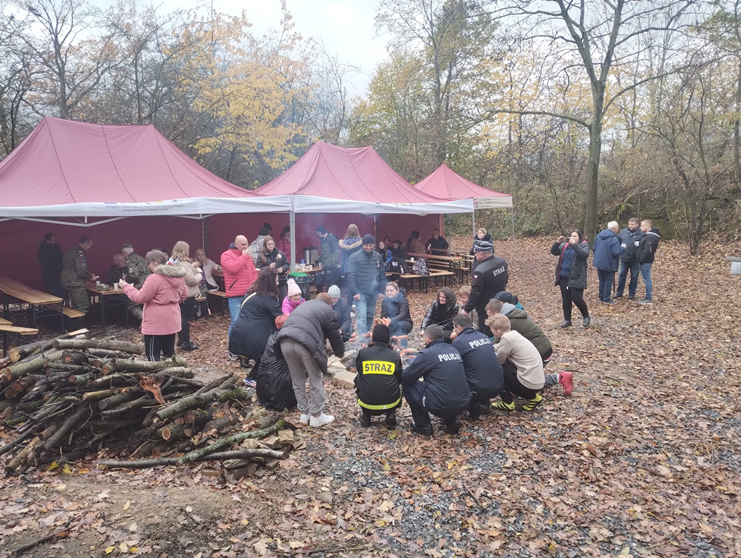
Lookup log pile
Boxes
[0,335,296,476]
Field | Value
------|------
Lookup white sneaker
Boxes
[299,414,310,425]
[309,413,335,427]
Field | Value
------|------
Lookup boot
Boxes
[444,418,461,434]
[385,411,397,427]
[359,411,372,428]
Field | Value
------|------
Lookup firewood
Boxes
[100,448,285,469]
[52,339,144,354]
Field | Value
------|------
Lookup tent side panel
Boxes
[375,214,440,249]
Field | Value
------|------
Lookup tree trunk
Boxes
[176,419,285,465]
[4,351,64,382]
[585,88,604,246]
[101,356,186,375]
[155,377,236,421]
[99,448,285,469]
[52,339,144,354]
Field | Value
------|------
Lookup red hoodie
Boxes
[220,246,258,297]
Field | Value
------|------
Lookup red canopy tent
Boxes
[413,164,515,261]
[253,141,473,266]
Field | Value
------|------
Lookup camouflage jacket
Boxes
[126,252,151,288]
[60,245,92,288]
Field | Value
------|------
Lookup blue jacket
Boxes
[451,327,503,394]
[592,229,624,272]
[401,339,470,414]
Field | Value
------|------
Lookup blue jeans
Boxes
[355,293,378,341]
[616,259,639,297]
[389,320,413,349]
[597,269,615,302]
[228,295,245,338]
[640,262,653,300]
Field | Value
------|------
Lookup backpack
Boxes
[412,258,429,276]
[387,257,408,274]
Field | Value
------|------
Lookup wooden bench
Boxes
[206,291,229,314]
[0,276,64,329]
[62,306,86,319]
[407,253,463,285]
[0,319,39,357]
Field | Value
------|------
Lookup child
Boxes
[489,314,545,412]
[456,286,478,331]
[281,279,305,314]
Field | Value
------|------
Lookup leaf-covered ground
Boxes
[1,237,740,557]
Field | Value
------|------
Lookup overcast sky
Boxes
[121,0,390,96]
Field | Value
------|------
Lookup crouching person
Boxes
[489,314,545,412]
[450,314,503,420]
[354,324,403,428]
[401,325,471,436]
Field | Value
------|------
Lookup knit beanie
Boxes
[372,324,391,345]
[328,285,341,298]
[362,234,375,245]
[258,227,269,236]
[287,279,301,297]
[316,225,327,234]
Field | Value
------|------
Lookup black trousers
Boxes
[404,381,466,428]
[144,334,176,361]
[476,308,492,338]
[360,398,402,417]
[500,361,538,403]
[278,282,288,305]
[179,296,196,344]
[558,276,589,322]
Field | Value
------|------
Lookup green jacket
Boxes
[494,306,552,358]
[319,233,340,270]
[61,245,92,288]
[126,252,151,288]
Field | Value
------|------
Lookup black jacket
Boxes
[37,241,63,286]
[420,287,459,331]
[274,299,345,374]
[551,240,590,290]
[618,227,645,262]
[636,229,661,264]
[258,247,290,283]
[355,342,403,410]
[381,291,413,329]
[255,333,297,411]
[469,233,492,256]
[347,248,387,297]
[426,236,449,255]
[401,339,470,415]
[332,298,353,340]
[229,293,283,360]
[319,233,340,269]
[464,255,508,315]
[451,327,503,393]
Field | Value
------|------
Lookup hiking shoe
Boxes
[444,419,461,434]
[559,372,574,396]
[359,412,371,428]
[180,341,198,351]
[582,316,591,328]
[385,412,397,427]
[560,320,572,328]
[492,400,515,412]
[310,413,335,427]
[523,393,543,411]
[413,424,433,436]
[639,298,653,305]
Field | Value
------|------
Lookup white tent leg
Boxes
[289,197,297,272]
[510,206,516,267]
[472,208,476,237]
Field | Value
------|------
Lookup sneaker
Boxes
[413,424,433,436]
[309,413,335,427]
[628,295,636,300]
[242,378,256,388]
[559,372,574,396]
[614,293,623,298]
[492,400,515,412]
[560,320,572,328]
[582,316,591,328]
[180,341,199,351]
[385,412,397,427]
[522,393,543,411]
[299,414,310,425]
[602,299,617,305]
[639,298,653,305]
[444,418,461,434]
[228,352,239,361]
[359,412,371,428]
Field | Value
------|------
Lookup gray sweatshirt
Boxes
[494,330,545,390]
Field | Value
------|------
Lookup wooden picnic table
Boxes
[0,317,39,356]
[0,276,64,328]
[407,252,462,262]
[85,282,130,327]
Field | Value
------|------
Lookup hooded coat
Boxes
[274,299,345,374]
[592,229,624,272]
[496,304,552,358]
[340,237,363,274]
[174,260,203,298]
[551,240,590,290]
[421,288,459,332]
[636,228,661,264]
[122,264,188,335]
[220,243,258,297]
[229,293,283,360]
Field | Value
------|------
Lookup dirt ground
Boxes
[1,237,740,557]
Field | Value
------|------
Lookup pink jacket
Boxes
[123,264,188,335]
[282,296,305,315]
[220,246,258,297]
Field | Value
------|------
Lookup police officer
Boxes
[121,244,150,319]
[354,324,403,428]
[462,240,508,336]
[450,314,503,420]
[401,324,471,436]
[61,236,97,315]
